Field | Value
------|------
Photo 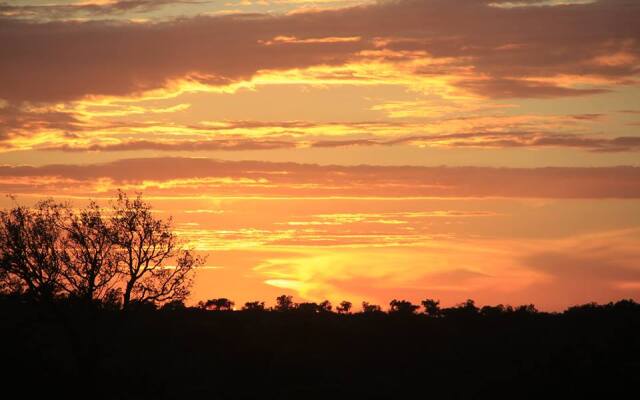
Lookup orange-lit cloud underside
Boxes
[1,0,639,309]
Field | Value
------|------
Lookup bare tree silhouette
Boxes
[0,200,67,300]
[60,201,118,303]
[0,192,203,310]
[110,191,203,310]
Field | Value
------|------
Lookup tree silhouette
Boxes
[275,294,295,311]
[480,304,507,317]
[200,298,234,311]
[515,304,538,314]
[460,298,479,313]
[0,192,203,310]
[60,201,119,303]
[110,191,202,310]
[445,298,479,317]
[0,200,67,300]
[318,300,332,312]
[336,300,352,314]
[160,299,187,312]
[361,301,382,313]
[295,301,334,314]
[389,299,419,314]
[421,298,441,317]
[242,301,265,311]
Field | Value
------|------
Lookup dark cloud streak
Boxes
[2,157,640,198]
[0,0,638,103]
[36,131,640,153]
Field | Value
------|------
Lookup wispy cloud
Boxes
[0,1,208,20]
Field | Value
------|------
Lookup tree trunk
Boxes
[122,280,134,310]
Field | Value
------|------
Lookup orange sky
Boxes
[1,0,639,310]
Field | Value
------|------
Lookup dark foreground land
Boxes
[2,296,639,400]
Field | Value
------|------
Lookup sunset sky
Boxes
[1,0,639,310]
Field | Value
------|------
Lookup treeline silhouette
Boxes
[2,292,639,399]
[197,295,539,317]
[2,194,639,399]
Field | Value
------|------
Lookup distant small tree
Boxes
[389,299,419,314]
[336,300,352,314]
[242,301,265,311]
[515,304,538,314]
[480,304,506,317]
[460,299,478,312]
[160,299,186,312]
[614,299,639,310]
[362,301,382,313]
[318,300,332,313]
[199,298,234,311]
[421,298,441,317]
[275,294,295,311]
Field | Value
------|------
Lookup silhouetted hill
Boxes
[2,295,639,400]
